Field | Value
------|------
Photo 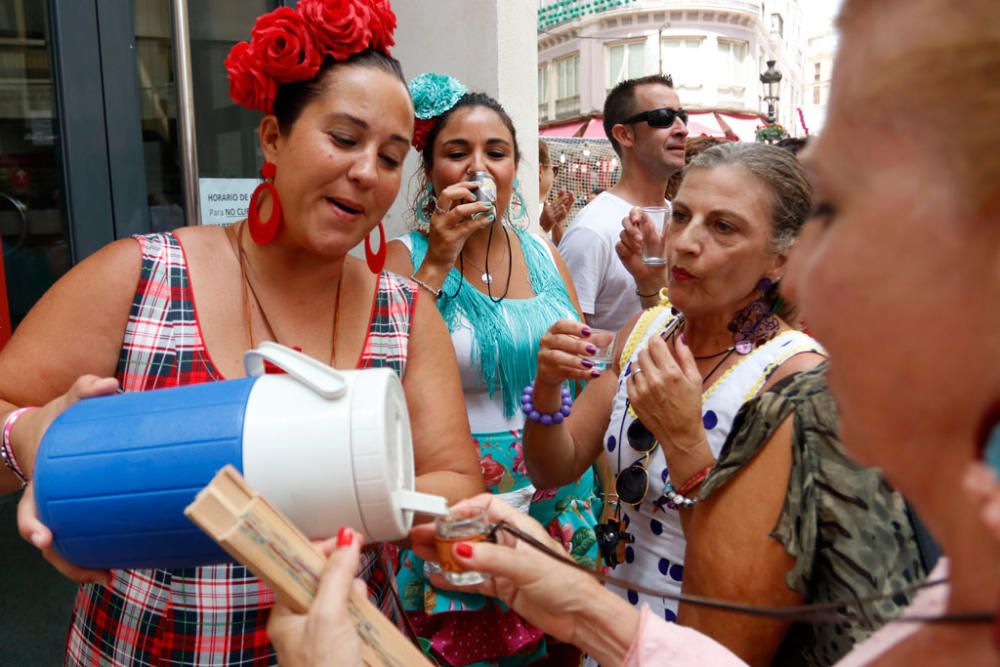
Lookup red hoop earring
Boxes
[365,221,387,274]
[248,161,282,245]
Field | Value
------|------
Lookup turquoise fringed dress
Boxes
[394,228,601,667]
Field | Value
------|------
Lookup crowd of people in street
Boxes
[1,0,998,665]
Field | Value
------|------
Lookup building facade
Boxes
[800,25,836,135]
[537,0,805,131]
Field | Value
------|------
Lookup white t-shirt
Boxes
[558,191,644,331]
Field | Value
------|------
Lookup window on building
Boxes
[606,41,645,91]
[538,63,549,120]
[717,40,747,85]
[555,53,580,116]
[813,87,821,104]
[814,62,821,82]
[771,13,783,37]
[661,38,702,88]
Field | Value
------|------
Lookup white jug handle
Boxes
[243,342,348,399]
[393,490,450,517]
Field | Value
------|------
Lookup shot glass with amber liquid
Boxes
[434,506,490,585]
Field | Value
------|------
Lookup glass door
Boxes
[133,0,277,230]
[0,0,69,345]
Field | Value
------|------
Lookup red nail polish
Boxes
[455,542,474,558]
[336,526,352,547]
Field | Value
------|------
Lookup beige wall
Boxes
[377,0,540,246]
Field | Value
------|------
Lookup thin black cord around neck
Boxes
[489,521,989,626]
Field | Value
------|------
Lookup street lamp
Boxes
[759,59,782,124]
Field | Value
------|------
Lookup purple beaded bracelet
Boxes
[521,384,573,425]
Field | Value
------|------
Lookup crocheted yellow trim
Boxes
[619,290,673,370]
[741,338,825,402]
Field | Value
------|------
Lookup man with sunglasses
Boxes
[558,74,688,331]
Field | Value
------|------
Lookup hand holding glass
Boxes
[434,506,490,585]
[587,329,617,371]
[638,204,672,266]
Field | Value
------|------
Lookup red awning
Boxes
[540,120,588,137]
[715,113,761,142]
[686,112,727,138]
[580,118,606,138]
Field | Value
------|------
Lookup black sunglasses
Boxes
[622,107,688,128]
[615,421,660,507]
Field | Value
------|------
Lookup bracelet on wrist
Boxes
[662,481,699,509]
[2,406,38,488]
[521,384,572,425]
[676,464,713,496]
[635,286,663,299]
[410,274,442,300]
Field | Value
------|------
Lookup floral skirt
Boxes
[395,428,601,666]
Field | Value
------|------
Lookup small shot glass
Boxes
[434,506,491,585]
[587,328,618,371]
[638,204,672,266]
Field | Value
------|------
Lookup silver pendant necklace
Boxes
[461,244,507,285]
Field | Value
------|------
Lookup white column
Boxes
[378,0,540,246]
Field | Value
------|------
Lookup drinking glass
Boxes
[639,204,672,265]
[434,506,490,585]
[588,329,618,371]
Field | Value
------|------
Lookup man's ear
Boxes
[258,115,282,164]
[611,123,635,151]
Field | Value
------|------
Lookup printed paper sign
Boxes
[199,178,258,226]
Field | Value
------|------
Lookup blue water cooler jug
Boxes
[32,342,447,569]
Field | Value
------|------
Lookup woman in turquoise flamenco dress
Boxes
[385,73,601,666]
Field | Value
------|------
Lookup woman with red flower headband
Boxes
[0,2,483,665]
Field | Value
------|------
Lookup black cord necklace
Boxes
[490,520,993,626]
[484,223,513,303]
[693,346,736,360]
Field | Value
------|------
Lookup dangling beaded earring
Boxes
[729,277,780,354]
[504,178,529,229]
[365,221,387,274]
[248,161,282,245]
[414,182,436,233]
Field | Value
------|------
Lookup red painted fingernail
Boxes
[679,332,687,344]
[336,526,352,547]
[590,369,602,378]
[582,358,594,369]
[585,344,597,355]
[581,327,592,337]
[455,543,474,558]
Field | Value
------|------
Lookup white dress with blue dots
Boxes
[602,303,823,623]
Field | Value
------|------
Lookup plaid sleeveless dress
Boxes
[65,233,417,666]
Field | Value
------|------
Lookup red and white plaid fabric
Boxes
[65,233,416,666]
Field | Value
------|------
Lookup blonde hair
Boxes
[538,138,551,167]
[837,0,1000,215]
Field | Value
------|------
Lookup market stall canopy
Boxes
[539,119,589,137]
[540,110,767,142]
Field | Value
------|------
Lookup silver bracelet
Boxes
[662,482,699,509]
[410,274,442,300]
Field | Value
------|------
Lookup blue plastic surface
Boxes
[33,378,257,569]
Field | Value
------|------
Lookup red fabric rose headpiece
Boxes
[224,0,397,114]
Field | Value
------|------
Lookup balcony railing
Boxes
[555,95,580,118]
